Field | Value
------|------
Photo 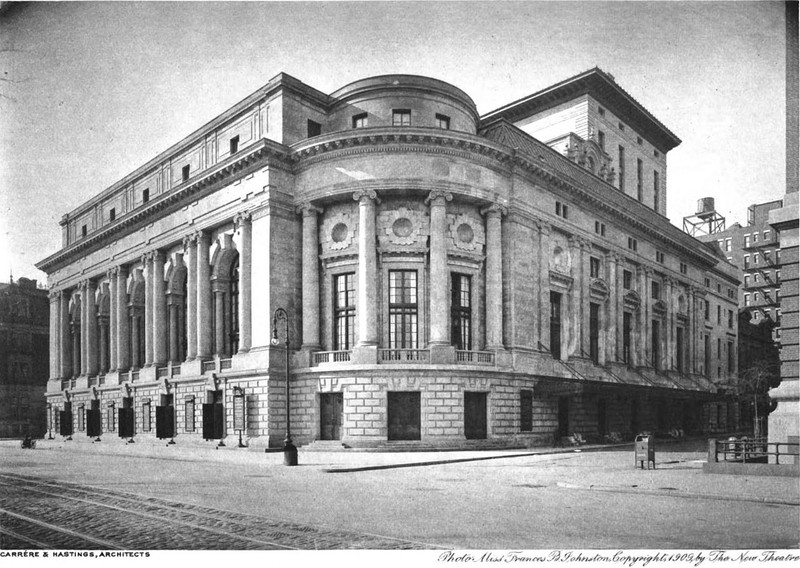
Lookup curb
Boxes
[555,481,800,507]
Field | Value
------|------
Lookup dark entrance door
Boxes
[119,397,134,438]
[464,392,487,440]
[557,396,569,437]
[387,392,421,441]
[60,402,73,437]
[597,398,607,438]
[589,303,600,363]
[202,390,224,440]
[156,394,175,439]
[320,393,343,440]
[86,399,102,438]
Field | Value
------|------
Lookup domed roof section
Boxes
[329,74,479,133]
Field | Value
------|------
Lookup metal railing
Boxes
[156,367,169,378]
[455,350,495,365]
[220,358,232,370]
[312,350,352,365]
[202,361,216,373]
[378,348,429,362]
[171,365,182,376]
[710,437,799,465]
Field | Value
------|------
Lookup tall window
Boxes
[230,135,239,154]
[598,130,605,151]
[651,320,660,370]
[590,257,600,278]
[228,259,240,355]
[676,327,684,373]
[653,170,660,213]
[451,274,472,350]
[520,390,533,432]
[623,312,633,364]
[618,145,625,191]
[392,109,411,126]
[623,270,633,290]
[307,119,322,137]
[182,164,190,182]
[334,273,355,350]
[550,291,562,359]
[589,303,600,363]
[389,270,418,348]
[636,159,643,201]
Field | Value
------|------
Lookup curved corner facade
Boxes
[37,71,741,449]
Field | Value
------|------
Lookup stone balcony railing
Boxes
[310,348,499,367]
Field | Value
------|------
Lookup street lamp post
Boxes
[271,307,298,466]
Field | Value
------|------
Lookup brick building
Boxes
[36,69,740,449]
[0,278,49,437]
[696,200,784,342]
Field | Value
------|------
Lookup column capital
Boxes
[235,210,254,226]
[295,202,323,217]
[607,251,624,264]
[183,233,198,249]
[353,189,380,204]
[480,202,508,217]
[536,220,552,237]
[85,278,97,292]
[48,289,60,302]
[568,234,592,251]
[425,190,453,206]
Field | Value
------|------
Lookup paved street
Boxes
[0,438,797,551]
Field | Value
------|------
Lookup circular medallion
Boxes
[331,223,348,243]
[392,218,413,238]
[457,223,474,244]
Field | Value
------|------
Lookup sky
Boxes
[0,0,789,283]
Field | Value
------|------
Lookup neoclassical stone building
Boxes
[37,69,740,449]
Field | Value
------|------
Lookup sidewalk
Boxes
[8,437,798,507]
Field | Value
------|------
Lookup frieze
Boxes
[652,299,668,315]
[389,376,420,390]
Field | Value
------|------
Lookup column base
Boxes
[181,359,205,377]
[351,345,378,365]
[428,344,455,364]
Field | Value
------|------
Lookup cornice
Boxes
[37,140,291,273]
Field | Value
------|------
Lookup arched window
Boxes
[166,261,188,363]
[128,275,145,369]
[69,295,81,377]
[210,236,239,358]
[228,258,239,355]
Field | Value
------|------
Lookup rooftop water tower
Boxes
[682,197,726,236]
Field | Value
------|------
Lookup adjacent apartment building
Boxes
[697,200,784,342]
[36,68,740,449]
[0,278,49,437]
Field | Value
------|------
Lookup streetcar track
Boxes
[0,472,438,550]
[0,509,123,550]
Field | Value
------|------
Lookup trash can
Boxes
[634,433,655,469]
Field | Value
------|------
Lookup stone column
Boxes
[567,236,586,358]
[296,204,321,351]
[184,235,198,361]
[72,311,81,378]
[116,266,130,372]
[214,288,226,356]
[107,271,117,371]
[152,250,167,366]
[48,291,60,380]
[143,253,154,366]
[538,222,551,351]
[642,267,653,367]
[665,277,674,371]
[60,290,72,378]
[79,281,88,375]
[354,190,379,347]
[236,212,253,353]
[427,190,453,346]
[169,304,179,362]
[607,253,619,363]
[130,312,141,370]
[482,203,506,351]
[85,279,98,376]
[197,231,213,359]
[98,315,109,374]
